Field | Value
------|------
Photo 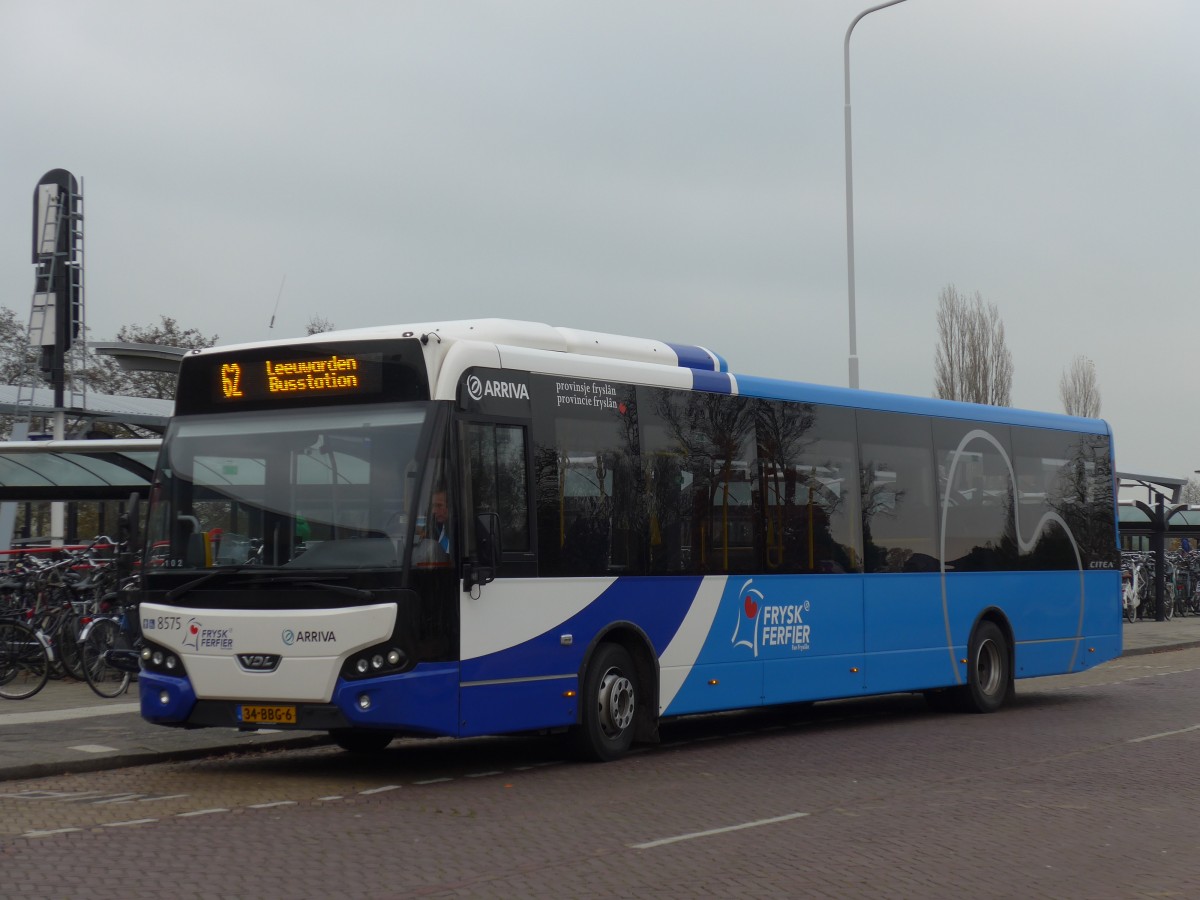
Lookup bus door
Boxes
[456,416,559,735]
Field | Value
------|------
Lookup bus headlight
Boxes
[343,645,408,680]
[140,642,185,676]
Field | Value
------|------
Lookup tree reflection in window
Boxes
[756,400,860,574]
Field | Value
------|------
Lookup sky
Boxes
[1,0,1197,483]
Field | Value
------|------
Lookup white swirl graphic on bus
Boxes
[939,429,1086,682]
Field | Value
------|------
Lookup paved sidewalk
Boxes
[1,618,1198,783]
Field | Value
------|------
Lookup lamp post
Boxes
[844,0,909,390]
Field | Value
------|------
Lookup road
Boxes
[2,648,1199,898]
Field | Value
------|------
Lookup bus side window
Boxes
[857,410,939,574]
[463,422,530,555]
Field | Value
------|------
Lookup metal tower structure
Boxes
[16,168,88,432]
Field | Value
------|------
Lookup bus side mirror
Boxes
[464,513,501,591]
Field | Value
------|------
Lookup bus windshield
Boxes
[146,405,430,571]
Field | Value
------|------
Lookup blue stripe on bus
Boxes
[734,374,1111,434]
[458,576,705,684]
[666,342,721,372]
[690,370,734,394]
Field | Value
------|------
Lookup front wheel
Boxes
[572,643,638,762]
[81,618,132,699]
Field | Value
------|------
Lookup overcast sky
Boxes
[2,1,1197,483]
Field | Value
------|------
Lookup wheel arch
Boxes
[576,621,660,743]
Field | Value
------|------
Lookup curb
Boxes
[1120,640,1200,658]
[0,734,330,785]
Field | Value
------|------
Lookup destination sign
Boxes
[212,352,383,403]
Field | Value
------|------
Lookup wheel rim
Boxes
[975,638,1003,698]
[597,667,634,738]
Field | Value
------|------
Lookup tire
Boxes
[57,612,86,681]
[81,618,132,699]
[330,729,394,753]
[1162,587,1175,621]
[0,620,51,700]
[962,620,1011,714]
[573,643,638,762]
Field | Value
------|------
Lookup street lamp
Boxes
[844,0,909,390]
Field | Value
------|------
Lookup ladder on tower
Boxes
[15,179,88,434]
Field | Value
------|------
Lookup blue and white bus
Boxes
[137,320,1120,760]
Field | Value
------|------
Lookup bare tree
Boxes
[306,315,335,335]
[0,306,39,385]
[1182,478,1200,507]
[92,315,219,400]
[933,285,1013,406]
[1059,355,1101,418]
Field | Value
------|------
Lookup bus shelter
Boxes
[0,439,160,549]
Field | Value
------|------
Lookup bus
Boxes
[136,319,1121,760]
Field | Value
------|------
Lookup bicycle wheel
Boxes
[51,607,87,681]
[0,620,51,700]
[81,618,132,698]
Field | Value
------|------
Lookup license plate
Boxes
[238,704,297,725]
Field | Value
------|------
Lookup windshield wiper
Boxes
[165,569,374,603]
[164,565,271,602]
[247,575,374,600]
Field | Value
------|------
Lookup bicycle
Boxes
[79,580,141,699]
[0,617,52,700]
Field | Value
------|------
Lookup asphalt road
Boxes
[3,645,1200,898]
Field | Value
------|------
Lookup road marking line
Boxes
[630,812,810,850]
[102,818,158,828]
[22,828,83,838]
[317,795,344,801]
[176,808,229,817]
[413,777,452,785]
[249,801,297,809]
[465,771,502,778]
[68,744,119,754]
[140,794,189,802]
[359,785,401,795]
[0,702,139,727]
[0,790,102,801]
[92,794,145,804]
[1128,723,1200,743]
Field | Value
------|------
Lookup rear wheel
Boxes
[0,620,51,700]
[926,621,1012,714]
[963,621,1011,713]
[573,643,638,762]
[81,618,132,699]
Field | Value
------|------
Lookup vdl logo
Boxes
[466,373,530,402]
[731,578,813,658]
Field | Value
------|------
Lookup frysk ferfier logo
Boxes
[730,578,812,658]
